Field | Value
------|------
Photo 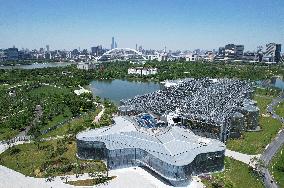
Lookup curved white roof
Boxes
[77,116,225,166]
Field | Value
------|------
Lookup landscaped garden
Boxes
[226,89,283,154]
[0,137,106,178]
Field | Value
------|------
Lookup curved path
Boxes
[260,92,284,188]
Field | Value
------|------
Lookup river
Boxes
[0,62,74,69]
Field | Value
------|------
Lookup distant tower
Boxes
[46,45,50,52]
[111,37,115,49]
[135,44,138,51]
[115,42,118,49]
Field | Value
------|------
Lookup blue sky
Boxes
[0,0,283,51]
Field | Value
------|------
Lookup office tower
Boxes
[224,44,244,59]
[136,44,138,51]
[235,45,244,59]
[115,42,117,49]
[46,45,50,52]
[265,43,281,63]
[111,37,115,49]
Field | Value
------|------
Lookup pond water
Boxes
[0,62,74,69]
[89,79,161,104]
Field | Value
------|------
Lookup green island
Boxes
[0,61,284,187]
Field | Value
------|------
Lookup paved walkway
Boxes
[225,149,260,168]
[93,105,105,124]
[0,164,204,188]
[260,92,284,188]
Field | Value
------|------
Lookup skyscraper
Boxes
[115,42,118,49]
[111,37,115,49]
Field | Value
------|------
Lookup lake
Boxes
[89,79,161,104]
[272,78,284,90]
[0,62,74,69]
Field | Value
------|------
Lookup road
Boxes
[260,92,284,188]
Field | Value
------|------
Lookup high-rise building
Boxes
[224,44,244,59]
[115,42,118,49]
[235,45,244,59]
[265,43,281,63]
[111,37,115,49]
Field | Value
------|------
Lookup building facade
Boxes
[264,43,281,63]
[77,116,225,186]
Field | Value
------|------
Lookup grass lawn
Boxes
[202,157,264,188]
[270,146,284,187]
[40,108,101,139]
[226,116,283,154]
[226,95,283,154]
[0,138,106,178]
[275,101,284,117]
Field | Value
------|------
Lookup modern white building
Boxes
[77,62,100,70]
[128,67,158,76]
[185,54,199,62]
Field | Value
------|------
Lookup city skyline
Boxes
[0,0,284,51]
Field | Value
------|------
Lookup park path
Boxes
[225,149,260,168]
[93,104,105,124]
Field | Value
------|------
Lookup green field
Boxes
[226,116,282,154]
[202,157,264,188]
[270,146,284,187]
[0,138,106,178]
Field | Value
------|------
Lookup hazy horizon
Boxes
[0,0,283,51]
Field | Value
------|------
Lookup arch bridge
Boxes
[97,48,146,61]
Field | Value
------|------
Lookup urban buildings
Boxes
[0,42,282,64]
[77,115,225,186]
[76,62,102,70]
[5,47,19,61]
